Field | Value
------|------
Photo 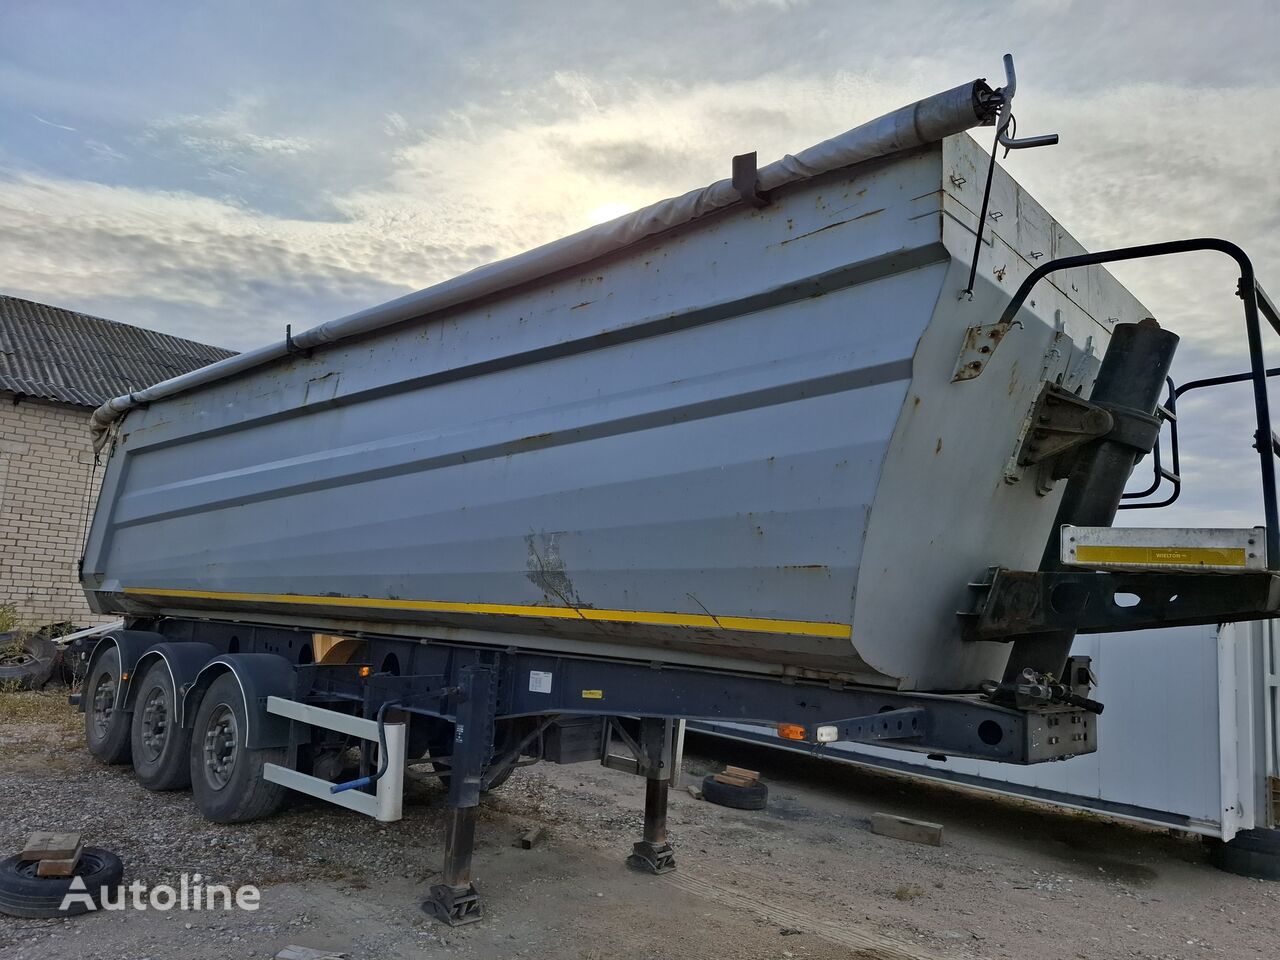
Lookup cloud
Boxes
[334,70,904,267]
[382,112,410,137]
[143,95,318,162]
[31,114,77,133]
[0,172,486,349]
[717,0,809,9]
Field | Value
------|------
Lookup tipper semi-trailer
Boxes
[72,58,1280,923]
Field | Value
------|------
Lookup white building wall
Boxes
[0,393,111,626]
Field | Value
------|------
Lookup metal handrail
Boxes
[1119,377,1180,509]
[996,238,1279,568]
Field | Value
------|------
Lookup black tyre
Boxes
[0,848,124,919]
[0,633,59,690]
[129,660,192,791]
[701,774,769,811]
[189,672,287,823]
[84,647,132,764]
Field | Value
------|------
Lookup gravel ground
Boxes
[1,686,1278,959]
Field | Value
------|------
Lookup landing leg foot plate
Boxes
[627,840,676,874]
[423,882,485,926]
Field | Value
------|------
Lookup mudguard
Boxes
[182,653,295,749]
[121,642,220,726]
[80,630,166,713]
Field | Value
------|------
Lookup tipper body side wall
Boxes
[81,136,1151,691]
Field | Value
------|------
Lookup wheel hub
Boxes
[139,687,169,760]
[202,705,238,789]
[91,674,115,737]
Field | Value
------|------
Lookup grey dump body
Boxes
[81,83,1153,693]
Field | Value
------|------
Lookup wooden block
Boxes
[712,772,754,788]
[723,765,760,782]
[686,785,703,800]
[275,947,349,960]
[36,844,83,877]
[870,812,943,847]
[21,832,82,861]
[516,826,546,850]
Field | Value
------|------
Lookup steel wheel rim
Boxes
[202,703,238,790]
[90,672,115,738]
[139,685,169,761]
[16,851,103,880]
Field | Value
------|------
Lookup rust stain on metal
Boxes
[953,320,1015,382]
[959,324,1009,358]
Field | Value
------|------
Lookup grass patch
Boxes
[892,883,926,901]
[0,686,80,731]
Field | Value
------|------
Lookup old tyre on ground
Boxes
[84,646,132,764]
[0,848,124,918]
[701,774,769,811]
[0,633,60,690]
[189,671,288,823]
[129,660,192,791]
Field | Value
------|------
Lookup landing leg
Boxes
[423,664,493,926]
[426,807,484,925]
[626,717,677,874]
[628,776,676,874]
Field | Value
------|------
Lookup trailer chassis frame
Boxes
[114,615,1093,924]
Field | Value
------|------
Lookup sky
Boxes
[1,0,1278,524]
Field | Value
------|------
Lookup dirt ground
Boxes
[1,688,1277,960]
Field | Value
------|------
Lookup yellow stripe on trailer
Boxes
[120,587,853,640]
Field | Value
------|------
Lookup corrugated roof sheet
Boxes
[0,295,236,407]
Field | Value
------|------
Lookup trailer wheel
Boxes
[84,647,132,765]
[129,660,192,791]
[189,672,287,823]
[0,847,124,918]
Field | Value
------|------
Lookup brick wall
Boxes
[0,393,114,626]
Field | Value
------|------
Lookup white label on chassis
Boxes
[528,670,553,694]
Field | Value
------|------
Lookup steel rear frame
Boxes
[87,614,1093,925]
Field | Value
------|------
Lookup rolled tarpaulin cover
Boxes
[89,78,996,451]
